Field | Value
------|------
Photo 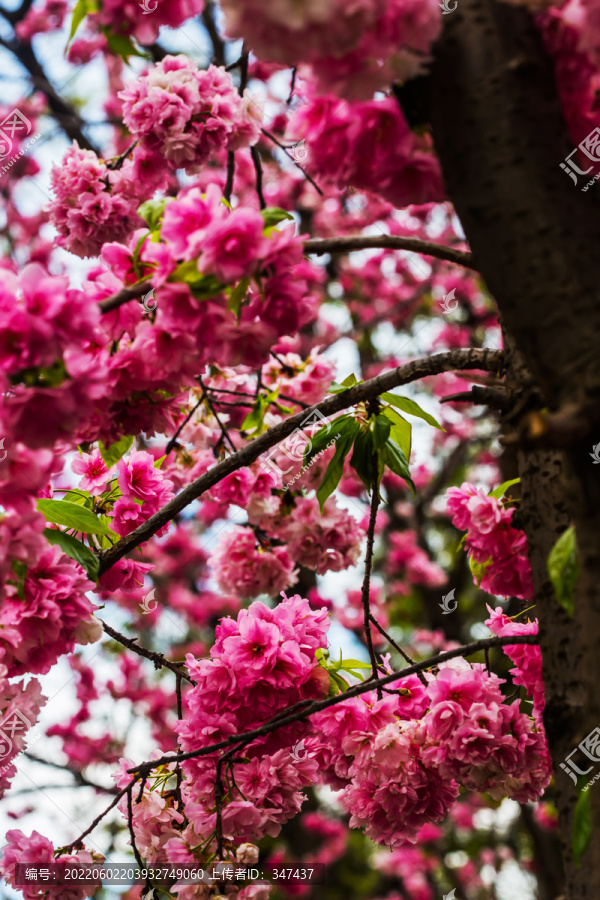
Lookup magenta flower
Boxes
[200,208,269,284]
[71,449,113,495]
[117,449,164,502]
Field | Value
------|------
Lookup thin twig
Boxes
[60,782,134,852]
[368,614,428,686]
[101,620,195,684]
[175,673,185,815]
[361,454,383,699]
[261,128,324,196]
[214,755,226,857]
[201,1,226,67]
[105,141,138,171]
[251,146,267,209]
[165,390,207,455]
[224,151,235,204]
[198,375,237,452]
[23,753,118,795]
[239,46,249,95]
[207,385,310,410]
[270,349,295,376]
[127,784,151,898]
[287,67,297,105]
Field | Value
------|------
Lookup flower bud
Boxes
[236,843,259,864]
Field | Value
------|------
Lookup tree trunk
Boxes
[430,2,600,896]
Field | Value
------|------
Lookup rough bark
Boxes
[430,2,600,896]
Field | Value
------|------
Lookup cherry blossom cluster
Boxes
[172,595,330,845]
[0,543,101,677]
[446,482,534,599]
[0,263,105,448]
[110,448,174,538]
[0,667,45,796]
[220,0,441,96]
[49,142,169,258]
[120,56,261,172]
[421,658,550,803]
[288,95,445,208]
[97,187,316,370]
[308,656,550,847]
[0,830,102,900]
[67,447,175,595]
[486,605,545,724]
[210,524,299,598]
[114,755,186,866]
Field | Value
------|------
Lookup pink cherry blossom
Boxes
[120,57,261,173]
[71,449,113,495]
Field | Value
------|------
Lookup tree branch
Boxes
[368,613,427,686]
[23,753,118,795]
[60,782,136,852]
[98,281,152,315]
[127,634,538,776]
[101,620,196,684]
[96,236,475,317]
[361,452,383,697]
[303,236,476,269]
[97,348,503,576]
[201,0,226,68]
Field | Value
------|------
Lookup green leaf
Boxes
[13,359,67,389]
[99,435,134,469]
[261,207,294,229]
[102,27,146,61]
[59,488,90,506]
[169,264,225,298]
[380,392,444,430]
[227,278,250,318]
[37,499,116,536]
[153,455,167,469]
[171,259,202,284]
[371,415,391,451]
[380,439,415,495]
[335,658,372,681]
[340,659,372,669]
[242,394,272,435]
[304,415,357,466]
[130,233,152,281]
[316,430,357,511]
[329,374,359,394]
[572,788,593,867]
[489,478,521,500]
[138,198,170,231]
[548,526,578,617]
[350,427,375,490]
[328,671,350,695]
[68,0,94,43]
[9,559,27,600]
[469,554,492,587]
[44,529,100,582]
[381,406,412,460]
